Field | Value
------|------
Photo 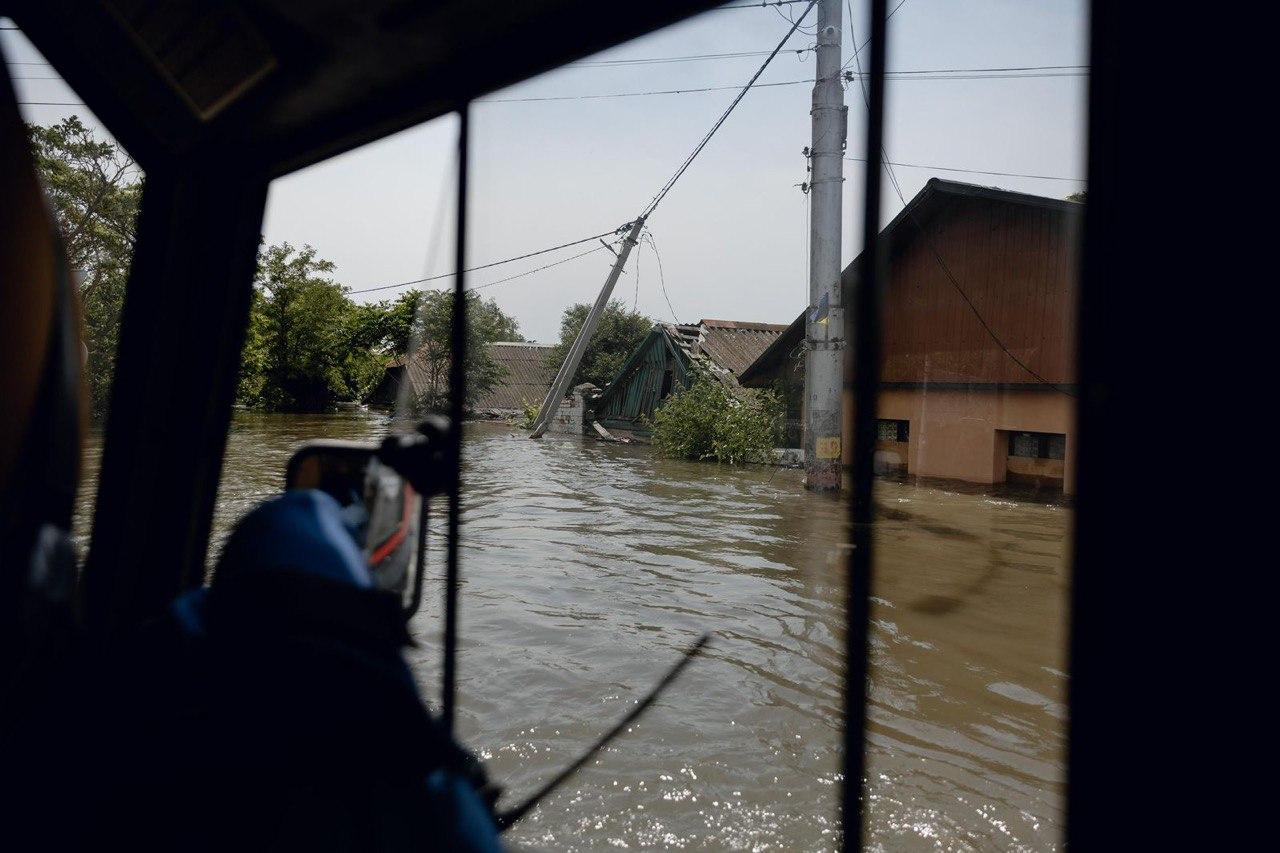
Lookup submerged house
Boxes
[740,178,1081,494]
[594,319,788,438]
[373,340,555,417]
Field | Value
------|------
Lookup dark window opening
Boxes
[877,419,909,443]
[1009,431,1066,460]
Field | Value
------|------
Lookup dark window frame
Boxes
[876,418,909,443]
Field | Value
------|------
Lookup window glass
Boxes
[860,0,1085,846]
[209,114,460,561]
[3,19,143,554]
[176,0,1088,848]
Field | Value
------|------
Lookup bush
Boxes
[519,399,540,430]
[650,375,782,465]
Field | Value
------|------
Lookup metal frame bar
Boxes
[83,157,268,635]
[842,0,887,848]
[1066,0,1114,845]
[442,105,469,732]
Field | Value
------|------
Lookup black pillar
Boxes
[83,155,267,636]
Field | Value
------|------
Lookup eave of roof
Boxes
[737,178,1084,385]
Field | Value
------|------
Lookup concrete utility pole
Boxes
[530,217,645,438]
[804,0,846,491]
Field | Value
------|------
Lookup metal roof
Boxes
[391,341,555,413]
[474,342,555,413]
[693,319,792,376]
[652,319,788,393]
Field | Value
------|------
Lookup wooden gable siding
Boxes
[596,331,689,431]
[880,197,1078,386]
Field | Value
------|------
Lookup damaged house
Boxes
[593,319,788,440]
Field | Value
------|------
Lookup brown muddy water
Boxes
[75,410,1070,851]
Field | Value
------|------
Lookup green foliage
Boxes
[519,400,540,430]
[28,117,141,418]
[395,290,523,413]
[546,301,652,389]
[27,118,524,418]
[650,375,783,465]
[237,243,355,411]
[1066,190,1087,203]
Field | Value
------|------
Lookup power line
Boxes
[843,0,911,66]
[6,50,809,71]
[573,48,810,67]
[640,0,821,219]
[470,244,609,292]
[348,227,624,295]
[845,156,1083,183]
[644,231,680,323]
[10,66,1088,109]
[482,76,819,103]
[481,66,1085,103]
[6,50,1083,76]
[6,51,1086,74]
[708,0,813,10]
[13,70,1089,113]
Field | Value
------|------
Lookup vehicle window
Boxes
[208,114,461,560]
[860,0,1085,847]
[192,0,1087,848]
[3,18,143,556]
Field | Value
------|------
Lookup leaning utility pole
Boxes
[804,0,846,491]
[529,217,645,438]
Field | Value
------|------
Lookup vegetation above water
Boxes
[236,245,524,412]
[28,117,139,418]
[547,301,652,389]
[649,375,782,465]
[28,118,522,416]
[384,288,525,415]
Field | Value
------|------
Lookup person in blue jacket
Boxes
[1,58,504,850]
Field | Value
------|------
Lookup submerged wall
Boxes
[854,386,1075,494]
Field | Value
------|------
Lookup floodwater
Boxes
[75,410,1070,851]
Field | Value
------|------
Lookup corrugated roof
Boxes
[694,319,791,375]
[379,341,555,413]
[474,342,555,412]
[655,319,788,391]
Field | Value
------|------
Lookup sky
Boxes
[3,0,1088,344]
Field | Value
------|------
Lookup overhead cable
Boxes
[639,0,821,220]
[845,0,1076,397]
[844,156,1084,183]
[348,227,626,295]
[480,67,1086,104]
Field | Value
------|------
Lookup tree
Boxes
[1067,190,1087,203]
[649,374,782,465]
[238,243,361,412]
[27,117,141,417]
[546,301,652,389]
[395,290,524,413]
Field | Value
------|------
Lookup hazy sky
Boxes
[5,1,1087,344]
